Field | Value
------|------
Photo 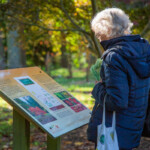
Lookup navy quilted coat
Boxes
[87,35,150,149]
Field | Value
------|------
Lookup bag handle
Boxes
[102,94,116,131]
[112,111,116,131]
[102,95,106,127]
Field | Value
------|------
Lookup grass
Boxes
[0,68,96,149]
[0,98,13,149]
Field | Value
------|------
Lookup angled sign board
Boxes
[0,67,91,138]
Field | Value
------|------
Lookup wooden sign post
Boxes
[13,110,30,150]
[0,67,91,150]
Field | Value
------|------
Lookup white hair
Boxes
[91,8,133,41]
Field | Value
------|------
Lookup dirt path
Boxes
[1,125,150,150]
[61,125,150,150]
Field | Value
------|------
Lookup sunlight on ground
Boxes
[0,97,12,110]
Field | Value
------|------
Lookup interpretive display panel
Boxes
[0,67,91,138]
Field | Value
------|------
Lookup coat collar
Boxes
[100,34,141,50]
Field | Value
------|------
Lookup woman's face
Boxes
[98,30,130,42]
[98,34,110,42]
[97,28,111,42]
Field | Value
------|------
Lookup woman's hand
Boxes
[95,79,102,84]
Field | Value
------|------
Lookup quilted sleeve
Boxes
[92,52,129,111]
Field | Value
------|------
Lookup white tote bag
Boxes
[96,97,119,150]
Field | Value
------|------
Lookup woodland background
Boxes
[0,0,150,149]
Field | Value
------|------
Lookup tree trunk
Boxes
[91,0,98,17]
[0,31,6,69]
[90,0,102,57]
[67,52,72,78]
[91,32,102,57]
[21,49,26,67]
[60,32,68,68]
[7,30,25,69]
[86,50,90,82]
[61,44,68,68]
[45,51,51,75]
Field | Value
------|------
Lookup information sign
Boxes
[0,67,91,138]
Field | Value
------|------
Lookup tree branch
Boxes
[90,0,102,56]
[5,13,86,32]
[91,0,98,17]
[141,19,150,37]
[60,0,90,36]
[4,2,100,55]
[59,0,102,56]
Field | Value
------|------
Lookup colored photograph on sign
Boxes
[50,104,65,111]
[54,92,65,100]
[63,99,74,106]
[15,76,65,111]
[54,91,87,113]
[54,91,72,100]
[60,91,72,98]
[19,78,34,85]
[68,97,80,105]
[14,96,57,124]
[71,104,87,113]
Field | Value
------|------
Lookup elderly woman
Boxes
[87,8,150,150]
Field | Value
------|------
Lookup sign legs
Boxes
[47,135,61,150]
[13,109,61,150]
[13,109,30,150]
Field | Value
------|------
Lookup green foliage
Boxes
[51,68,69,77]
[0,99,12,137]
[113,0,150,39]
[0,0,149,69]
[0,0,7,4]
[0,122,12,136]
[90,58,103,81]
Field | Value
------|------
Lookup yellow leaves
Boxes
[81,41,84,44]
[132,28,140,34]
[75,0,91,7]
[42,51,46,55]
[74,1,91,19]
[48,31,53,35]
[44,40,49,46]
[74,141,83,146]
[31,26,39,32]
[39,41,43,45]
[74,12,77,16]
[63,141,72,145]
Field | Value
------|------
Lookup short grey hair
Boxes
[91,8,133,41]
